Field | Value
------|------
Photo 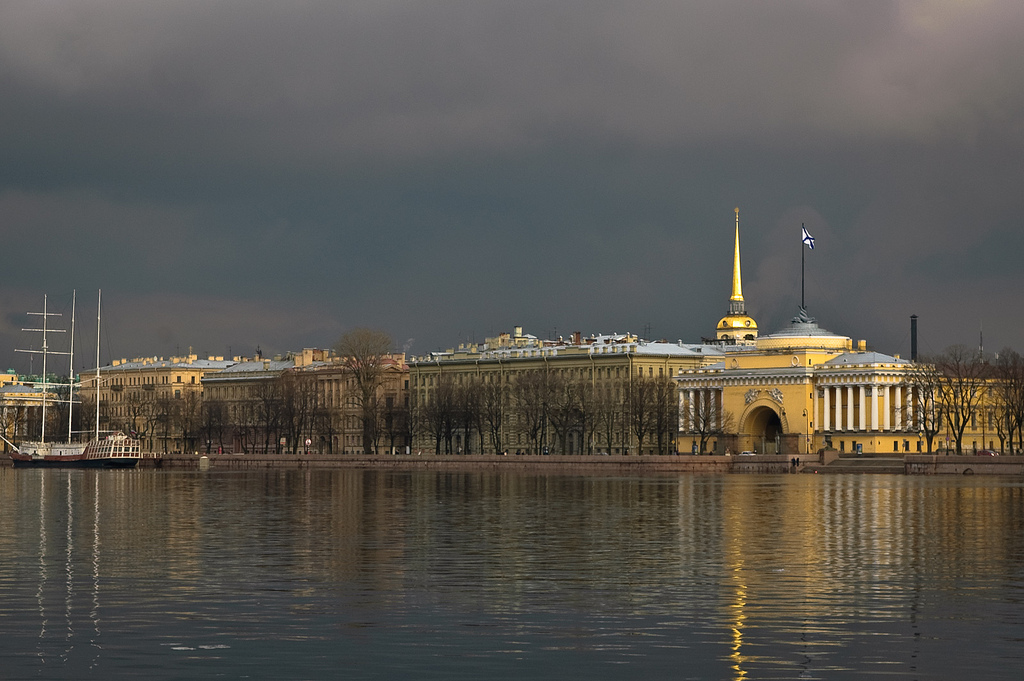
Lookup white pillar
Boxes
[836,386,843,430]
[871,384,879,431]
[707,389,715,431]
[894,385,902,430]
[678,390,685,432]
[824,386,831,431]
[688,389,695,431]
[847,386,855,431]
[859,385,867,432]
[883,385,891,431]
[719,388,725,431]
[814,387,820,433]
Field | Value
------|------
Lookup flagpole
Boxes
[801,223,805,311]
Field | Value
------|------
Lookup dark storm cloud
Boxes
[1,1,1023,368]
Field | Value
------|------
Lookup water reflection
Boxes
[0,470,1022,680]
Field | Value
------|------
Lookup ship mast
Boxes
[16,295,68,444]
[67,291,76,444]
[95,290,102,440]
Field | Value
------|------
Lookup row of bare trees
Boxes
[73,328,407,455]
[414,371,680,456]
[906,345,1024,454]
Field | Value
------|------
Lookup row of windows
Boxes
[411,364,686,388]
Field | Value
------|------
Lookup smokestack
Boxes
[910,315,918,362]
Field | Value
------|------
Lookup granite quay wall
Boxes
[904,455,1024,475]
[146,452,792,474]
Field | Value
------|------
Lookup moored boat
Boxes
[10,432,140,468]
[5,291,141,469]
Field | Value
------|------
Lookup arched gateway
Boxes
[739,402,789,455]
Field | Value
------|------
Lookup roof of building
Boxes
[0,383,45,395]
[823,352,909,367]
[411,329,724,364]
[101,357,236,372]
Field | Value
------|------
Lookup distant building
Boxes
[201,348,410,455]
[409,327,720,455]
[77,353,234,452]
[0,373,52,451]
[678,210,1000,457]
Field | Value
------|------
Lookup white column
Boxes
[894,385,902,430]
[836,386,843,430]
[907,386,915,430]
[688,389,695,431]
[814,387,820,433]
[824,386,831,431]
[847,386,855,431]
[707,390,715,431]
[678,390,685,432]
[719,388,725,431]
[871,384,879,431]
[883,385,891,431]
[859,385,867,431]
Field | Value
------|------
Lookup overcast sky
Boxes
[2,1,1022,373]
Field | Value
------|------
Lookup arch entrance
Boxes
[742,405,785,455]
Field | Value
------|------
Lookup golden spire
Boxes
[730,207,743,304]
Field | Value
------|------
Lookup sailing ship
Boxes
[6,292,141,468]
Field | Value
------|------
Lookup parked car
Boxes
[739,451,756,456]
[975,449,998,456]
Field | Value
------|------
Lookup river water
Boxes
[1,468,1022,680]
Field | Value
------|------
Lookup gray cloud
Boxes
[1,1,1023,369]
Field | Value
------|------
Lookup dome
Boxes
[755,308,850,351]
[716,314,758,342]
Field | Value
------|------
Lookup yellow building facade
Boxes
[409,328,721,455]
[678,213,1005,457]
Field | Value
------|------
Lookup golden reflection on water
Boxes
[1,469,1023,679]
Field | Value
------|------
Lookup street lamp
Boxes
[803,409,808,456]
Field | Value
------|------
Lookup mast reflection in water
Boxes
[0,469,1022,680]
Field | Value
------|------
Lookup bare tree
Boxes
[480,378,506,455]
[122,391,153,442]
[547,373,577,455]
[176,390,203,453]
[594,381,623,455]
[512,371,552,454]
[995,348,1024,453]
[454,378,482,454]
[153,395,178,453]
[383,392,410,454]
[903,360,944,453]
[935,345,988,454]
[625,374,657,455]
[200,399,227,454]
[685,388,735,454]
[0,405,28,451]
[651,376,680,455]
[575,378,598,455]
[278,371,319,454]
[422,373,456,455]
[253,380,283,453]
[335,328,394,455]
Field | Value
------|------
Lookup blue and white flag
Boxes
[801,225,815,250]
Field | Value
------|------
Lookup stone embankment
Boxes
[146,452,792,474]
[904,454,1024,475]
